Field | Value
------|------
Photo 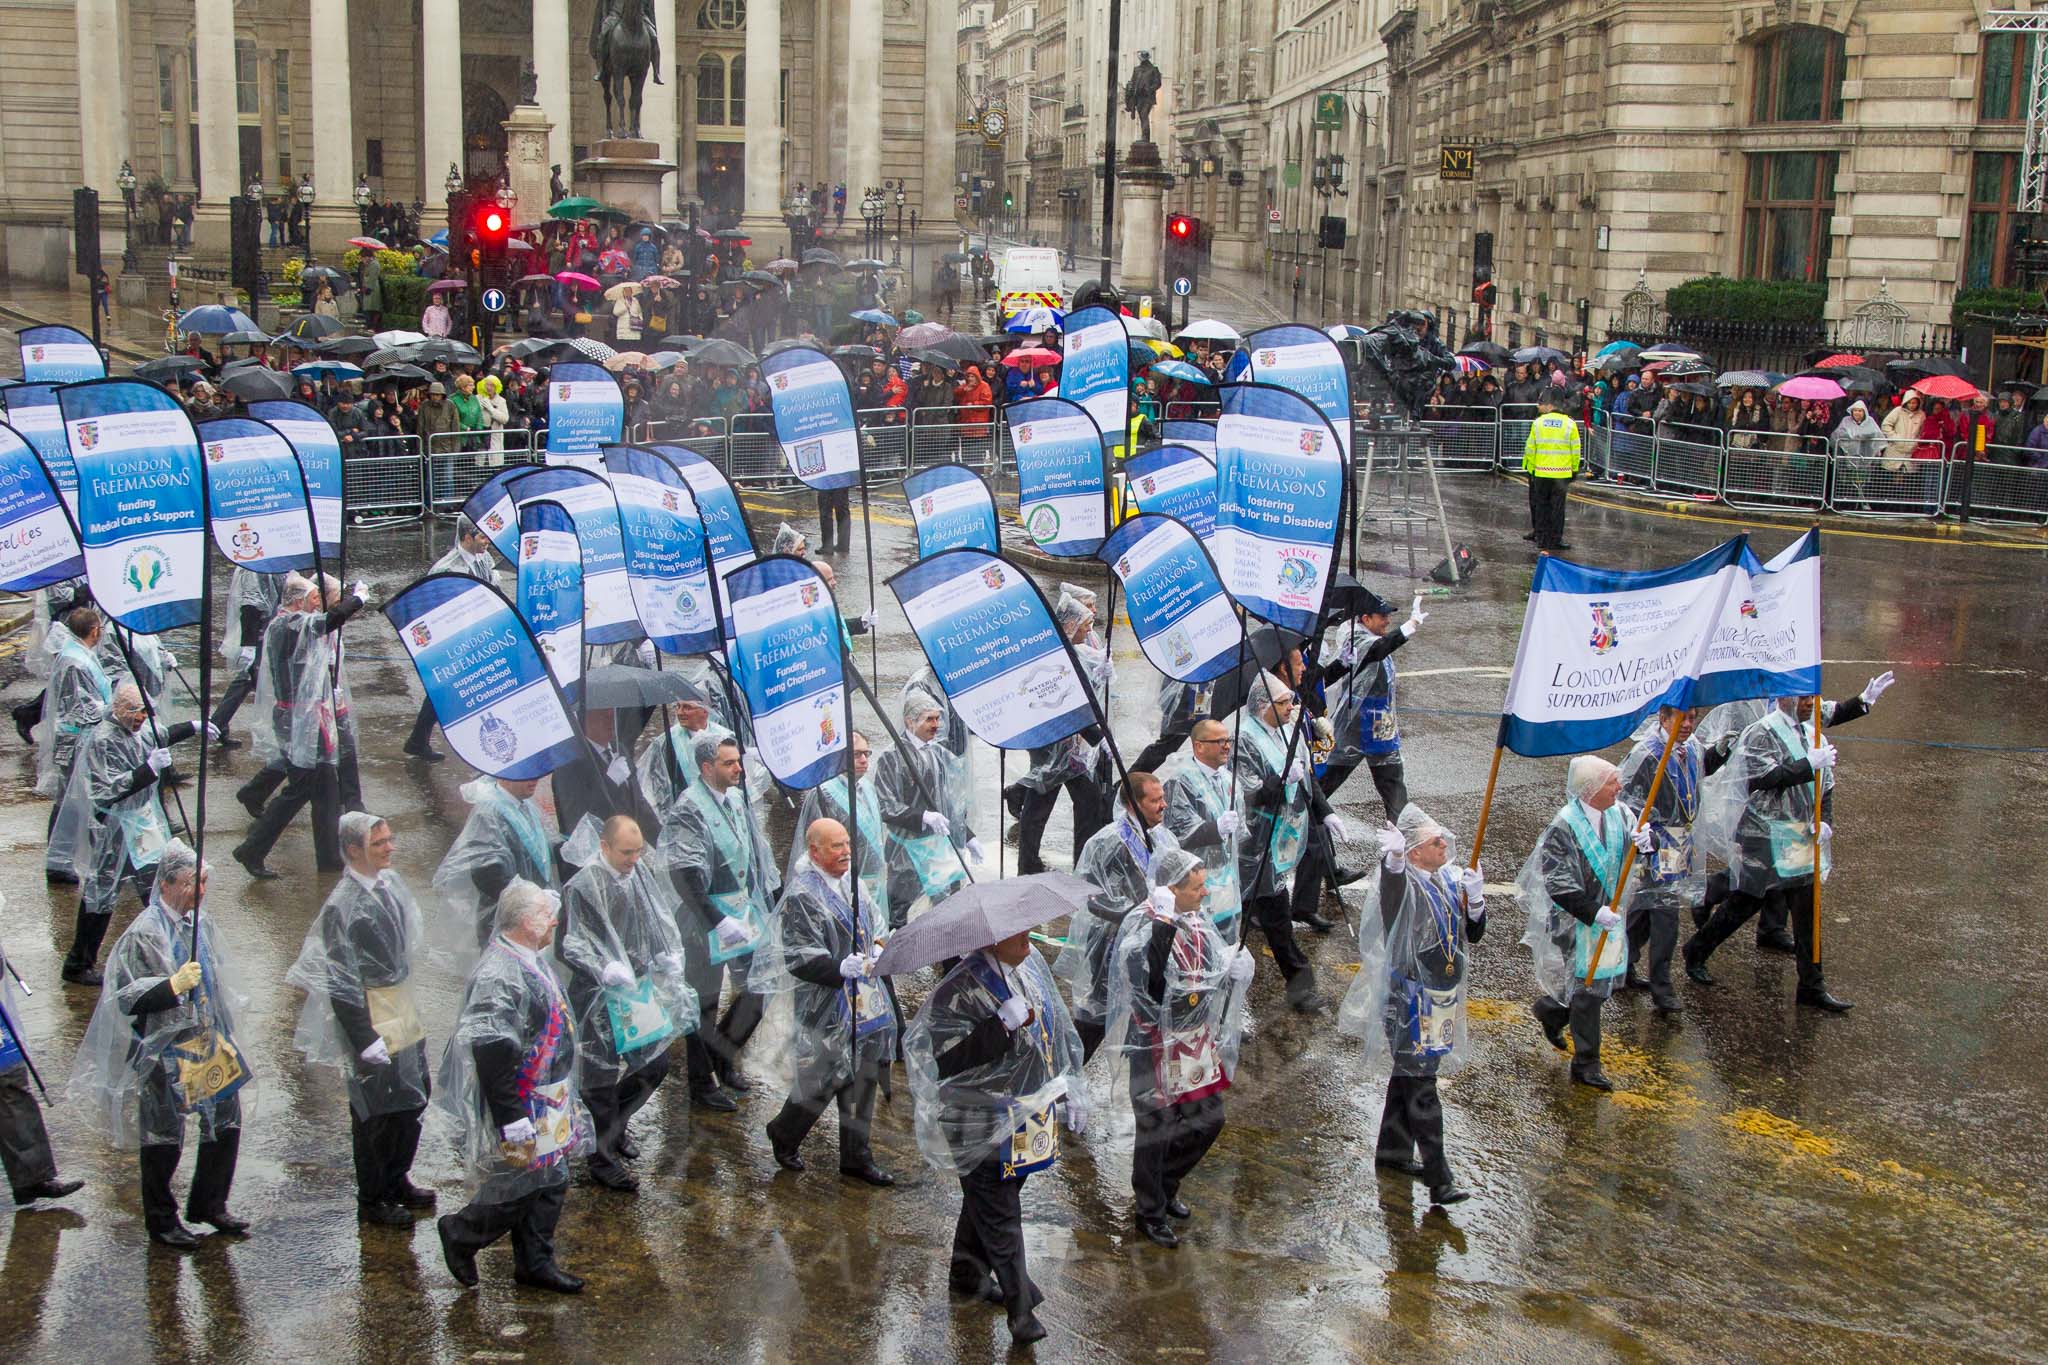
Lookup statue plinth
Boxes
[502,103,555,227]
[1116,141,1174,297]
[574,139,675,224]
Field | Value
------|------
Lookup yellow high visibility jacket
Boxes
[1523,411,1581,478]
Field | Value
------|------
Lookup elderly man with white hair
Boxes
[1341,804,1487,1206]
[55,681,213,985]
[1233,670,1343,1012]
[289,812,436,1228]
[434,878,591,1294]
[1517,755,1640,1091]
[233,570,370,879]
[874,686,979,927]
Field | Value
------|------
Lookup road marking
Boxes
[1568,486,2048,552]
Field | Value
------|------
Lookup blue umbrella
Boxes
[1325,323,1371,341]
[1004,306,1064,334]
[428,228,448,248]
[1148,359,1212,386]
[292,361,365,382]
[177,304,258,335]
[850,308,898,328]
[1594,340,1642,359]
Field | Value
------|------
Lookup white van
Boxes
[996,247,1066,318]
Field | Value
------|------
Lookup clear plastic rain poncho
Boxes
[1693,702,1835,899]
[665,656,775,804]
[874,689,973,913]
[98,628,172,702]
[287,869,434,1119]
[252,595,359,769]
[1160,753,1245,933]
[788,773,890,922]
[1230,679,1311,899]
[431,530,497,582]
[1055,815,1180,1031]
[775,857,898,1105]
[1013,593,1110,793]
[433,897,595,1205]
[1336,807,1484,1078]
[36,625,111,797]
[637,715,735,822]
[902,662,972,779]
[656,762,787,991]
[554,856,700,1089]
[218,567,286,661]
[903,946,1087,1178]
[0,919,28,1072]
[771,521,808,557]
[53,713,187,911]
[1324,623,1404,769]
[1515,765,1641,1004]
[1693,695,1848,757]
[430,778,560,965]
[1617,717,1711,904]
[1100,851,1246,1111]
[24,576,90,681]
[70,879,253,1149]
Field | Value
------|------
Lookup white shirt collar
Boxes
[346,865,385,895]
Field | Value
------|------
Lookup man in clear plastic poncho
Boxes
[660,732,784,1104]
[1102,848,1252,1247]
[766,816,897,1185]
[903,925,1087,1346]
[404,517,499,762]
[1682,696,1854,1013]
[1617,706,1725,1014]
[1234,670,1344,1012]
[96,625,175,705]
[1519,755,1640,1092]
[1689,670,1891,953]
[1161,718,1248,943]
[874,686,979,927]
[1339,805,1486,1207]
[787,730,888,920]
[1003,590,1111,875]
[636,680,731,824]
[1,918,86,1207]
[1058,771,1181,1059]
[68,840,254,1249]
[207,566,287,744]
[36,606,111,810]
[288,812,436,1228]
[433,878,592,1295]
[556,815,697,1192]
[11,574,90,747]
[234,571,370,878]
[431,774,562,964]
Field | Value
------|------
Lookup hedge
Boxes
[1950,286,2045,331]
[380,274,428,329]
[1665,276,1827,326]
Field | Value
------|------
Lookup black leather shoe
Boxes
[515,1263,585,1294]
[232,844,280,881]
[1556,542,1574,551]
[590,1168,639,1192]
[1571,1065,1615,1092]
[1165,1197,1191,1220]
[618,1134,640,1160]
[770,1140,806,1173]
[1651,992,1682,1016]
[215,735,243,750]
[1682,942,1716,986]
[1300,911,1337,934]
[1533,1003,1568,1051]
[402,743,446,763]
[1003,783,1027,819]
[438,1216,479,1287]
[1138,1219,1180,1248]
[45,868,77,885]
[190,1209,250,1235]
[950,1273,1003,1303]
[840,1162,895,1187]
[61,966,103,987]
[1008,1311,1048,1344]
[14,1177,84,1205]
[720,1067,753,1094]
[236,788,265,820]
[692,1086,738,1113]
[14,713,34,744]
[1756,930,1797,954]
[1375,1155,1427,1180]
[1621,971,1644,991]
[397,1184,438,1210]
[151,1223,202,1250]
[1796,987,1853,1014]
[359,1201,412,1227]
[1521,530,1537,542]
[1429,1184,1473,1207]
[1330,863,1372,888]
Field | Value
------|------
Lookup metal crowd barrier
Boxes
[1721,434,1831,513]
[345,434,427,522]
[1416,410,1500,470]
[1944,443,2048,524]
[1496,403,1539,473]
[907,405,1002,477]
[426,427,542,513]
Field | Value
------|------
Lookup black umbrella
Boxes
[1458,341,1511,365]
[940,251,970,264]
[580,665,704,709]
[741,270,784,287]
[1590,351,1640,374]
[1796,366,1879,394]
[500,337,555,359]
[761,338,812,356]
[375,363,434,386]
[1513,345,1568,365]
[1886,355,1970,383]
[220,368,294,401]
[287,313,344,341]
[219,356,269,373]
[801,248,843,268]
[847,258,888,271]
[414,338,481,365]
[221,328,272,347]
[688,338,756,368]
[324,335,378,358]
[920,334,991,366]
[904,349,960,373]
[1672,381,1718,399]
[1320,572,1395,621]
[132,356,203,384]
[833,344,882,361]
[300,265,346,287]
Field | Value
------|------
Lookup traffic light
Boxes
[474,199,510,265]
[1167,213,1196,245]
[1003,190,1015,211]
[1164,215,1200,292]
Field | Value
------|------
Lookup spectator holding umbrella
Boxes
[1913,390,1958,461]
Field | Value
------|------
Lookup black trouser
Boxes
[0,1065,58,1196]
[209,665,257,734]
[11,691,43,734]
[351,1105,426,1208]
[1014,776,1109,875]
[1530,476,1569,551]
[1627,893,1682,998]
[1073,1018,1106,1064]
[239,744,362,869]
[585,1054,670,1179]
[1245,891,1311,988]
[1532,991,1604,1072]
[1132,728,1190,775]
[441,1180,567,1277]
[766,1069,878,1169]
[814,487,852,550]
[952,1157,1040,1321]
[1130,1079,1224,1223]
[140,1126,240,1234]
[1689,884,1824,992]
[405,697,438,752]
[1377,1072,1453,1188]
[702,989,765,1077]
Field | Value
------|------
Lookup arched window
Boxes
[730,56,745,126]
[1750,26,1845,124]
[697,54,727,125]
[697,0,746,30]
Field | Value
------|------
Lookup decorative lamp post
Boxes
[893,181,907,265]
[116,160,138,271]
[353,173,372,233]
[445,163,463,197]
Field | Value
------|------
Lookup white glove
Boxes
[1630,824,1656,855]
[350,579,369,602]
[1217,811,1244,838]
[501,1118,537,1144]
[1376,823,1406,860]
[600,960,634,988]
[202,721,221,743]
[714,916,752,949]
[966,836,986,865]
[1861,670,1894,706]
[1593,905,1623,932]
[997,995,1031,1032]
[1810,740,1837,771]
[1285,754,1309,785]
[1227,944,1255,984]
[921,811,951,837]
[1146,886,1175,916]
[1064,1093,1088,1136]
[1401,595,1427,637]
[606,754,631,785]
[636,639,656,667]
[360,1038,392,1067]
[859,611,878,631]
[1460,865,1485,905]
[838,953,869,980]
[1819,821,1833,843]
[237,646,256,670]
[161,652,179,669]
[1323,814,1348,842]
[655,951,684,976]
[147,747,174,773]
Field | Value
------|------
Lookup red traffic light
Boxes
[1168,215,1194,240]
[481,208,505,234]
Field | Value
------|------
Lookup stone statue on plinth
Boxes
[1123,52,1163,145]
[589,0,664,139]
[518,59,539,106]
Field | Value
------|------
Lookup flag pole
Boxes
[1462,740,1506,916]
[1581,706,1683,988]
[1810,694,1823,965]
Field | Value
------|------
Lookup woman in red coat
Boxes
[1913,392,1959,461]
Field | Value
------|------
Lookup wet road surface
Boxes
[2,470,2045,1363]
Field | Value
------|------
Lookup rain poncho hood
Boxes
[287,867,434,1119]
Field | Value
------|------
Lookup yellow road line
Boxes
[1568,486,2048,552]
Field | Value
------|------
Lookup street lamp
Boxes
[116,160,137,272]
[893,180,907,266]
[1199,155,1218,178]
[295,173,314,251]
[445,163,463,197]
[353,173,372,233]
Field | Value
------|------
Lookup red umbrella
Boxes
[1911,374,1981,401]
[598,248,631,273]
[347,236,387,251]
[556,271,600,291]
[640,275,682,289]
[1813,353,1865,368]
[1002,346,1061,368]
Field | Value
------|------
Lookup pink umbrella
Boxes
[556,271,600,292]
[1775,375,1844,401]
[426,278,465,295]
[640,275,682,289]
[1003,346,1061,369]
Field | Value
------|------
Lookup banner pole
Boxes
[1582,706,1681,987]
[844,658,977,883]
[1462,742,1506,916]
[859,474,879,682]
[191,509,214,964]
[1810,694,1823,965]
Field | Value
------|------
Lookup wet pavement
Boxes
[2,470,2045,1363]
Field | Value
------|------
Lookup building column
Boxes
[308,0,358,257]
[645,0,679,212]
[533,0,572,178]
[678,64,699,205]
[920,0,956,228]
[74,0,128,269]
[422,0,465,199]
[192,0,240,251]
[741,0,784,232]
[845,0,881,200]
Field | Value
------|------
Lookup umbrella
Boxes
[902,310,925,325]
[850,308,898,327]
[741,270,784,287]
[427,229,448,249]
[605,352,654,372]
[1175,319,1241,343]
[628,221,669,239]
[513,273,556,289]
[604,280,642,300]
[588,205,632,224]
[292,361,365,382]
[1589,351,1639,375]
[547,196,604,220]
[219,368,293,401]
[375,363,434,386]
[580,665,703,709]
[1671,381,1718,399]
[646,350,686,370]
[1124,315,1170,342]
[1797,365,1878,394]
[688,338,756,368]
[940,251,970,264]
[414,338,481,365]
[364,346,421,369]
[426,278,466,295]
[1593,340,1642,358]
[640,275,682,289]
[500,337,557,359]
[764,258,800,273]
[1813,353,1865,369]
[299,265,346,286]
[833,345,883,361]
[1638,346,1705,364]
[1326,323,1372,341]
[347,236,387,251]
[1002,346,1061,368]
[556,271,601,291]
[919,334,992,366]
[597,248,632,273]
[801,248,843,268]
[709,229,752,243]
[374,328,428,348]
[898,322,957,350]
[178,304,258,335]
[505,238,535,253]
[1886,355,1970,383]
[1659,361,1712,380]
[871,873,1097,977]
[1513,345,1568,365]
[904,349,960,373]
[324,335,378,358]
[846,258,888,271]
[1457,340,1511,365]
[132,356,203,384]
[1148,359,1212,386]
[1714,370,1774,389]
[1128,338,1182,364]
[219,356,268,373]
[1776,375,1844,401]
[221,328,272,347]
[1911,373,1981,401]
[560,337,618,362]
[1453,354,1490,375]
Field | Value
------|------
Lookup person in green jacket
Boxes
[451,374,486,452]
